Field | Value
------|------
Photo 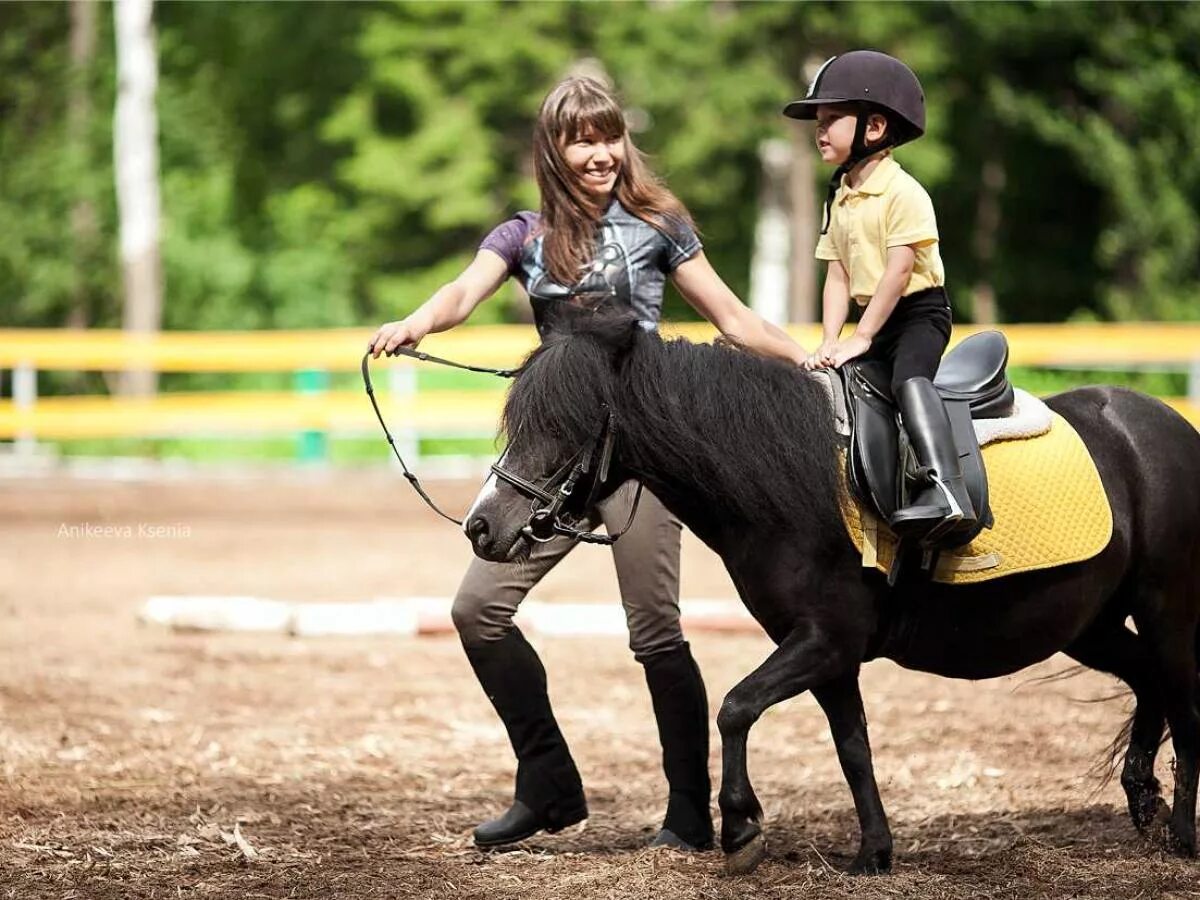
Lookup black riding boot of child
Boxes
[463,629,588,848]
[889,376,977,541]
[642,642,714,850]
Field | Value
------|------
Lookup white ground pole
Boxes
[139,596,758,638]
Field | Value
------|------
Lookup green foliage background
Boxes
[3,0,1200,335]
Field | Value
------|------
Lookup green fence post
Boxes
[296,368,329,464]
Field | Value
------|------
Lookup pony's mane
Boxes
[502,312,842,532]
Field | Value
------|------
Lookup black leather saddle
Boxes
[838,331,1015,565]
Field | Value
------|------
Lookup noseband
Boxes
[489,409,643,546]
[362,349,642,545]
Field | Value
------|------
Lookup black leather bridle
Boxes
[489,408,643,545]
[362,349,641,546]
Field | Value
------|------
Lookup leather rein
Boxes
[361,347,641,546]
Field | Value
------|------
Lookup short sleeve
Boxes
[660,217,703,272]
[885,180,939,248]
[815,228,840,261]
[479,212,539,275]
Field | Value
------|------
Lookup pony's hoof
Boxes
[1133,796,1172,836]
[848,846,893,875]
[1164,824,1198,859]
[725,832,766,875]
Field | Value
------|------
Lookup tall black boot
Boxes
[463,629,588,847]
[889,377,977,541]
[642,642,714,850]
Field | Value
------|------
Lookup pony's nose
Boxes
[465,514,490,545]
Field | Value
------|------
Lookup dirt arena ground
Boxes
[2,470,1197,899]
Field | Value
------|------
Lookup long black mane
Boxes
[502,312,843,533]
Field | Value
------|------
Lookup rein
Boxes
[360,348,517,526]
[361,347,641,544]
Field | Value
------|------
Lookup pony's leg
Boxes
[716,625,858,875]
[1064,622,1169,836]
[812,673,892,874]
[1137,607,1200,857]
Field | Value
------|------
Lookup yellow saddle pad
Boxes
[840,412,1113,585]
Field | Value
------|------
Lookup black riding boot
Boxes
[642,642,714,851]
[463,629,588,848]
[889,376,977,541]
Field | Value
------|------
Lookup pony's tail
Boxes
[1089,706,1135,793]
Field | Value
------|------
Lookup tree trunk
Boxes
[748,139,792,326]
[788,123,817,323]
[114,0,163,396]
[971,154,1005,325]
[68,0,98,331]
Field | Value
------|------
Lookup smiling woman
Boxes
[365,74,807,855]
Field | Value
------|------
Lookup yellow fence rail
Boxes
[2,322,1200,370]
[1,324,1197,447]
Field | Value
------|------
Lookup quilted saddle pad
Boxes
[839,411,1113,585]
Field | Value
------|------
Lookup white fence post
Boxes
[389,363,420,467]
[1189,357,1200,406]
[13,362,37,458]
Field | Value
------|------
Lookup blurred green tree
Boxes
[2,0,1198,347]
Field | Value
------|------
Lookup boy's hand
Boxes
[830,333,872,368]
[803,338,840,371]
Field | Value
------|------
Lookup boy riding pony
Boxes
[793,50,974,544]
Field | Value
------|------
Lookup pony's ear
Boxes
[600,310,642,359]
[543,305,642,360]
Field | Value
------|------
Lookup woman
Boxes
[369,76,806,851]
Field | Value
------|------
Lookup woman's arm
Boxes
[670,252,808,365]
[368,250,510,357]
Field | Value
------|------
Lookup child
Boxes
[787,50,975,541]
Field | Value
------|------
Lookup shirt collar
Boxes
[840,155,900,198]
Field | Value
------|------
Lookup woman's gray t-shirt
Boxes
[479,199,701,337]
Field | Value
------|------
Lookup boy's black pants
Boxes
[858,286,952,395]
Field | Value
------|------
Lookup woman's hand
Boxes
[803,339,840,371]
[368,318,425,358]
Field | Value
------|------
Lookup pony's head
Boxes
[464,310,642,561]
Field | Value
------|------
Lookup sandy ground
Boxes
[1,471,1197,899]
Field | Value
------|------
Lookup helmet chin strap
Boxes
[819,111,898,235]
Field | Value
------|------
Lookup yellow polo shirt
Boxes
[815,155,944,306]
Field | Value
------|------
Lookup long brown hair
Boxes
[531,76,695,286]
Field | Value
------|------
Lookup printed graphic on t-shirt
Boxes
[527,224,633,319]
[479,200,701,337]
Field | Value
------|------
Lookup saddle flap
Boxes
[840,367,993,552]
[844,367,901,519]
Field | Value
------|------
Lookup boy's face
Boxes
[814,104,887,165]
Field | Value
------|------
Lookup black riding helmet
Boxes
[784,51,926,233]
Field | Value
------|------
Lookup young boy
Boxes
[785,50,975,541]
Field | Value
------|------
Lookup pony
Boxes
[463,311,1200,876]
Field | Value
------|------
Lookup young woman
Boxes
[369,76,806,851]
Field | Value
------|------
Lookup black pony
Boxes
[464,312,1200,876]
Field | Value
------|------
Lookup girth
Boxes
[839,331,1014,569]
